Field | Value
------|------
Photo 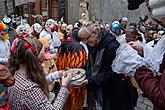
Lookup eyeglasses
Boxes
[82,31,97,42]
[82,34,91,42]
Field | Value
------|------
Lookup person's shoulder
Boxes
[52,31,60,37]
[40,30,49,38]
[52,31,58,34]
[15,72,38,89]
[4,39,10,44]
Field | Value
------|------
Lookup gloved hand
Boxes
[46,70,64,84]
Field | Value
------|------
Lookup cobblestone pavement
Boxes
[96,91,153,110]
[135,91,153,110]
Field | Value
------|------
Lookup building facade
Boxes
[0,0,149,25]
[67,0,149,24]
[15,0,67,24]
[0,0,14,18]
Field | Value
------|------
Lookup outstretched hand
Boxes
[69,79,88,89]
[62,73,73,87]
[128,41,143,56]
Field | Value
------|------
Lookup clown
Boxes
[60,23,68,35]
[79,13,88,25]
[0,21,13,110]
[2,15,16,44]
[66,24,73,38]
[11,21,32,53]
[40,19,61,54]
[58,23,68,41]
[2,15,13,27]
[0,22,10,65]
[31,23,43,39]
[56,40,87,110]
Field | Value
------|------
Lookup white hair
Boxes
[78,21,99,38]
[46,19,57,25]
[16,23,32,35]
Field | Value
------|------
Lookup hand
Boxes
[56,70,64,79]
[47,28,52,34]
[4,76,15,87]
[0,65,9,81]
[61,73,73,87]
[128,41,143,56]
[50,70,64,80]
[69,79,88,88]
[44,52,55,60]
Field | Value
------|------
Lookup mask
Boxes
[127,28,135,33]
[20,28,28,37]
[139,26,146,32]
[3,16,12,25]
[45,19,56,31]
[16,24,31,37]
[33,23,42,34]
[66,25,73,33]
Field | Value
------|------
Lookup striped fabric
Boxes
[8,71,69,110]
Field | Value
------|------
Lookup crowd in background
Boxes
[0,0,165,109]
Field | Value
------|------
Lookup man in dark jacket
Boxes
[78,22,138,110]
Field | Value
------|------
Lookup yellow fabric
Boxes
[58,32,64,40]
[43,58,57,91]
[39,38,50,49]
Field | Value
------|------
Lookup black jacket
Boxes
[87,29,138,110]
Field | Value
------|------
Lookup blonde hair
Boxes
[39,38,50,49]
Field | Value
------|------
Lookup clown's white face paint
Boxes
[33,23,42,34]
[16,24,32,37]
[45,19,56,32]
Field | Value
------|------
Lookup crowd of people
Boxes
[0,0,165,110]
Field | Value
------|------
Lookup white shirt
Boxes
[0,40,10,63]
[40,31,61,53]
[116,34,126,45]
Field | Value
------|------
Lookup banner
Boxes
[15,0,35,6]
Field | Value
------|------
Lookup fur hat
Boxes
[0,64,15,87]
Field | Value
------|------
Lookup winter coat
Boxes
[87,29,138,110]
[135,53,165,110]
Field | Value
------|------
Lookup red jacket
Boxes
[135,54,165,110]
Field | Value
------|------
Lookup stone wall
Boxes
[67,0,79,23]
[67,0,149,24]
[0,0,14,17]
